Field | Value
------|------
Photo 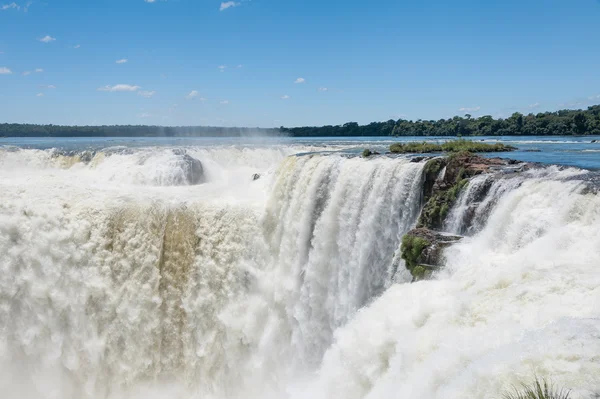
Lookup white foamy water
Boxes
[0,146,599,398]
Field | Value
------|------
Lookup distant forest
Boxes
[2,105,600,138]
[281,105,600,137]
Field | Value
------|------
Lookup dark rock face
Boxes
[418,153,524,230]
[252,173,261,181]
[400,228,462,281]
[181,154,204,185]
[362,149,380,157]
[397,152,530,282]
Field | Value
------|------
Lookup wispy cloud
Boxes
[22,71,31,76]
[237,64,243,68]
[186,90,199,99]
[39,35,56,43]
[218,65,227,72]
[281,95,290,100]
[0,67,12,74]
[97,84,141,92]
[459,106,481,112]
[116,59,128,64]
[138,90,156,98]
[35,68,43,73]
[74,44,81,49]
[36,93,44,97]
[138,112,152,118]
[317,87,328,92]
[294,77,305,84]
[1,2,31,11]
[220,1,240,11]
[144,0,156,3]
[588,94,600,100]
[528,102,540,109]
[40,84,56,89]
[1,2,19,10]
[220,100,229,105]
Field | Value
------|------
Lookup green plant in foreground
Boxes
[502,377,571,399]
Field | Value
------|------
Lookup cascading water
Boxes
[0,145,599,399]
[300,167,600,399]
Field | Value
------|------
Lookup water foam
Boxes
[1,146,599,398]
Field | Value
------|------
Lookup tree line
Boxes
[281,106,600,137]
[1,106,600,137]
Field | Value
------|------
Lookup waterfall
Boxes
[297,167,600,399]
[0,146,598,398]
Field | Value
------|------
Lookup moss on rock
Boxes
[401,234,431,272]
[400,228,462,282]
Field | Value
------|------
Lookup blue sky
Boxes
[1,0,600,127]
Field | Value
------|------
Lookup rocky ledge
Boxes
[418,152,525,229]
[399,152,529,281]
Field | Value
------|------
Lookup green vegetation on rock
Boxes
[502,377,571,399]
[400,234,431,272]
[418,177,468,229]
[389,139,516,154]
[410,265,432,281]
[424,158,444,175]
[362,148,373,157]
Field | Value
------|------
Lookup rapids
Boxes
[0,145,598,398]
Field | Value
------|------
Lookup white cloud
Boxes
[588,94,600,100]
[294,77,305,84]
[0,67,12,74]
[74,44,81,49]
[35,68,43,73]
[97,84,141,92]
[116,59,128,64]
[237,64,243,68]
[281,95,290,100]
[528,102,540,109]
[1,3,19,10]
[220,1,240,11]
[220,100,229,105]
[39,35,56,43]
[138,112,152,118]
[317,87,328,92]
[36,93,44,97]
[22,71,31,76]
[144,0,156,3]
[218,65,226,72]
[186,90,199,99]
[459,106,481,112]
[138,90,156,98]
[41,84,56,89]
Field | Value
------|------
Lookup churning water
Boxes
[0,142,599,398]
